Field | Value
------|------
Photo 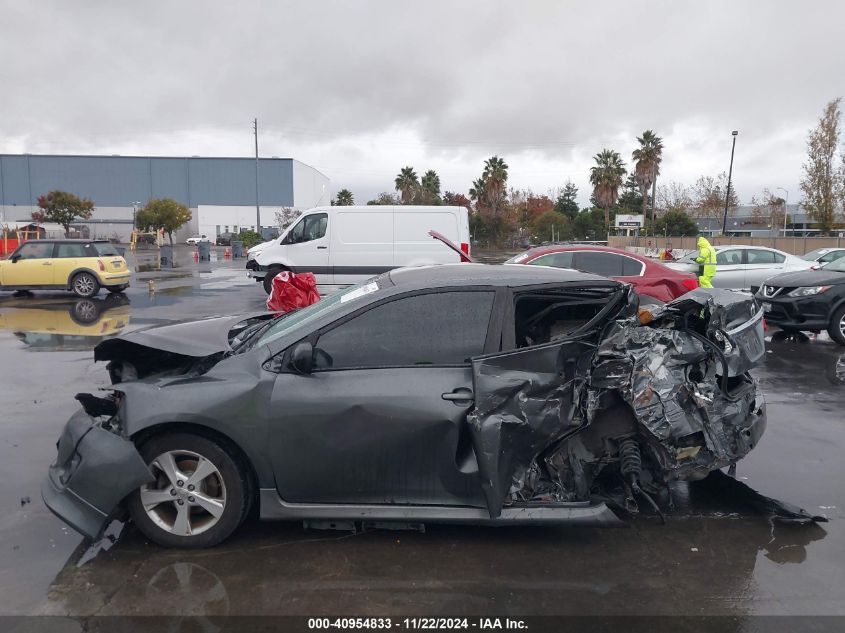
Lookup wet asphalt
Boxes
[1,246,844,618]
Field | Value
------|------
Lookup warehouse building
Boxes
[0,154,330,242]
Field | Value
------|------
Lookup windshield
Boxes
[821,257,845,273]
[256,278,383,346]
[801,249,827,261]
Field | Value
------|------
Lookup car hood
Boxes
[94,312,271,360]
[763,269,845,288]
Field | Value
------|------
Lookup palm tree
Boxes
[482,156,508,214]
[394,166,419,204]
[589,149,626,229]
[420,170,441,204]
[334,188,354,206]
[631,130,664,222]
[469,178,487,208]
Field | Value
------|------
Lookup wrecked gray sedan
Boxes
[43,264,767,547]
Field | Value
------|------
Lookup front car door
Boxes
[1,241,56,287]
[268,288,500,507]
[281,213,331,284]
[713,248,746,289]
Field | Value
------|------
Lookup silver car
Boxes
[801,247,845,267]
[666,246,813,290]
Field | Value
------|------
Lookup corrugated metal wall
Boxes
[0,154,295,207]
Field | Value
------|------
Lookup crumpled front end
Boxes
[41,408,153,540]
[468,287,768,520]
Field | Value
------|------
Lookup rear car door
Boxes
[2,241,56,286]
[713,248,746,289]
[744,249,785,289]
[281,213,331,284]
[268,289,499,507]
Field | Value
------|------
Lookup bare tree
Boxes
[691,173,738,219]
[656,181,692,215]
[274,207,301,230]
[750,189,788,228]
[800,98,842,234]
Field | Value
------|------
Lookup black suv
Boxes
[757,256,845,344]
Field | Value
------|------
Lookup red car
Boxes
[506,245,699,302]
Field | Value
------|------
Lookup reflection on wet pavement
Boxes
[0,295,132,351]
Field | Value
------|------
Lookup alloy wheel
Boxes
[140,450,227,536]
[73,274,96,296]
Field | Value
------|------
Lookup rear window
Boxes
[572,251,639,277]
[746,249,778,264]
[92,243,120,256]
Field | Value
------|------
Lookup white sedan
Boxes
[801,247,845,267]
[665,245,814,290]
[185,234,211,245]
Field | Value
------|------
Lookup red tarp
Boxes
[266,270,321,314]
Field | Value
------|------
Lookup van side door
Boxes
[330,208,394,286]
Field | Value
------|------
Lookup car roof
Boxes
[22,238,109,244]
[517,244,648,261]
[386,263,615,288]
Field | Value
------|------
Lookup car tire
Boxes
[263,267,283,294]
[69,299,100,325]
[71,272,100,298]
[127,433,248,548]
[828,305,845,346]
[106,285,128,294]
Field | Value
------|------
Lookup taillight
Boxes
[97,259,105,271]
[460,242,471,263]
[681,278,699,292]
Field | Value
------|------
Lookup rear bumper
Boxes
[41,410,152,540]
[100,272,132,285]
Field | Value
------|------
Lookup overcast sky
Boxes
[1,0,843,207]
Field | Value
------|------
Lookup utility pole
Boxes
[253,118,260,235]
[776,187,789,237]
[721,130,738,236]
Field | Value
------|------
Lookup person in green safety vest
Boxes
[695,235,717,288]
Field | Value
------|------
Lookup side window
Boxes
[716,250,742,265]
[746,249,776,264]
[304,214,328,241]
[57,243,87,258]
[527,252,573,268]
[620,256,645,276]
[772,252,786,264]
[15,242,54,259]
[572,251,625,277]
[820,251,843,263]
[285,218,306,243]
[514,291,608,348]
[313,291,494,369]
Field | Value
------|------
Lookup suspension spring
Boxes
[618,437,642,479]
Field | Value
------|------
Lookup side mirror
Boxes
[289,341,314,374]
[10,254,20,263]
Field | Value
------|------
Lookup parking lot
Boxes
[1,248,844,621]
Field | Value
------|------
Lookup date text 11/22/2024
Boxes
[307,618,527,630]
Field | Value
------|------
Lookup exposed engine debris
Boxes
[468,288,769,520]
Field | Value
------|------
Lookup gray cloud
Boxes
[1,0,843,205]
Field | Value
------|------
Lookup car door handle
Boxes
[442,389,474,403]
[316,246,327,249]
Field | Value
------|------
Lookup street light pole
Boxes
[131,201,141,229]
[776,187,789,237]
[721,130,738,236]
[253,118,260,235]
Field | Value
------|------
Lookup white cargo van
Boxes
[246,205,471,293]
